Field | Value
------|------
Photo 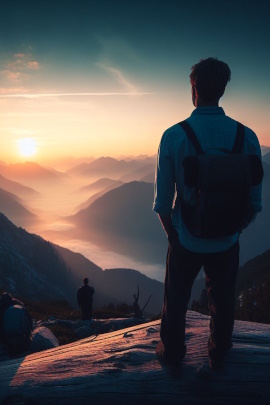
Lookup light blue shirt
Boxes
[153,107,262,253]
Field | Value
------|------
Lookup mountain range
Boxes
[238,162,270,263]
[118,163,155,182]
[67,156,156,180]
[236,248,270,295]
[68,160,270,267]
[77,178,122,194]
[0,213,163,315]
[76,180,124,210]
[69,181,167,264]
[261,145,270,156]
[0,162,67,191]
[0,174,40,199]
[1,209,270,319]
[0,188,37,228]
[262,151,270,164]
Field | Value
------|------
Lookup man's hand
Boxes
[158,214,181,250]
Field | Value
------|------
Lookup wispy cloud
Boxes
[98,63,139,93]
[0,87,29,95]
[0,92,152,98]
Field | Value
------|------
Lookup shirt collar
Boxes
[191,106,225,116]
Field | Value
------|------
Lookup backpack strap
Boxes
[231,122,245,154]
[178,120,204,155]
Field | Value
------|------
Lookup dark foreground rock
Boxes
[0,311,269,404]
[29,326,59,353]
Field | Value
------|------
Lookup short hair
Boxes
[190,57,231,102]
[83,277,89,285]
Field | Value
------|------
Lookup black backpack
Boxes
[178,120,264,238]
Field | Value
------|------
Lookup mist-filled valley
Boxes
[1,150,270,311]
[0,155,167,281]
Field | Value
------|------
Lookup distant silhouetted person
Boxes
[77,278,95,321]
[153,57,263,369]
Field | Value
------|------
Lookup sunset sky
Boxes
[0,0,269,164]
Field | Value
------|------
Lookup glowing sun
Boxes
[17,138,37,157]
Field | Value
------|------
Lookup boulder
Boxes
[29,326,59,353]
[75,325,95,339]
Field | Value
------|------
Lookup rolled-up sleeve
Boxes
[153,132,176,216]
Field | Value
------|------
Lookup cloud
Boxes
[0,53,40,83]
[28,61,40,70]
[98,63,139,93]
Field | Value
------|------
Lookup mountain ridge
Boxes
[0,213,163,314]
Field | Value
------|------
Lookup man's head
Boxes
[83,277,89,285]
[190,57,231,107]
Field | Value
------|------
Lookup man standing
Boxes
[77,278,95,321]
[153,57,263,369]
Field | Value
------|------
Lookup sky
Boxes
[0,0,269,164]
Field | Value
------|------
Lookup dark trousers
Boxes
[80,304,93,321]
[160,241,239,351]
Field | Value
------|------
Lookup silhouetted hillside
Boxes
[235,249,270,323]
[0,162,67,192]
[67,157,138,178]
[53,244,163,314]
[70,162,270,267]
[236,249,270,294]
[140,171,155,183]
[262,151,270,164]
[0,213,163,314]
[193,249,270,324]
[0,162,59,181]
[0,174,40,199]
[261,145,270,155]
[239,162,270,263]
[0,213,77,302]
[77,178,123,193]
[67,156,154,180]
[76,180,124,210]
[100,268,163,315]
[118,163,155,182]
[70,181,167,264]
[0,188,37,227]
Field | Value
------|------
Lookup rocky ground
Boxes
[1,311,270,404]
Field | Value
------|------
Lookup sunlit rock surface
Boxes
[0,311,269,404]
[29,326,59,353]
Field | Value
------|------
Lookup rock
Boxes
[75,326,95,339]
[1,313,270,404]
[58,319,93,330]
[29,326,59,353]
[47,316,57,321]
